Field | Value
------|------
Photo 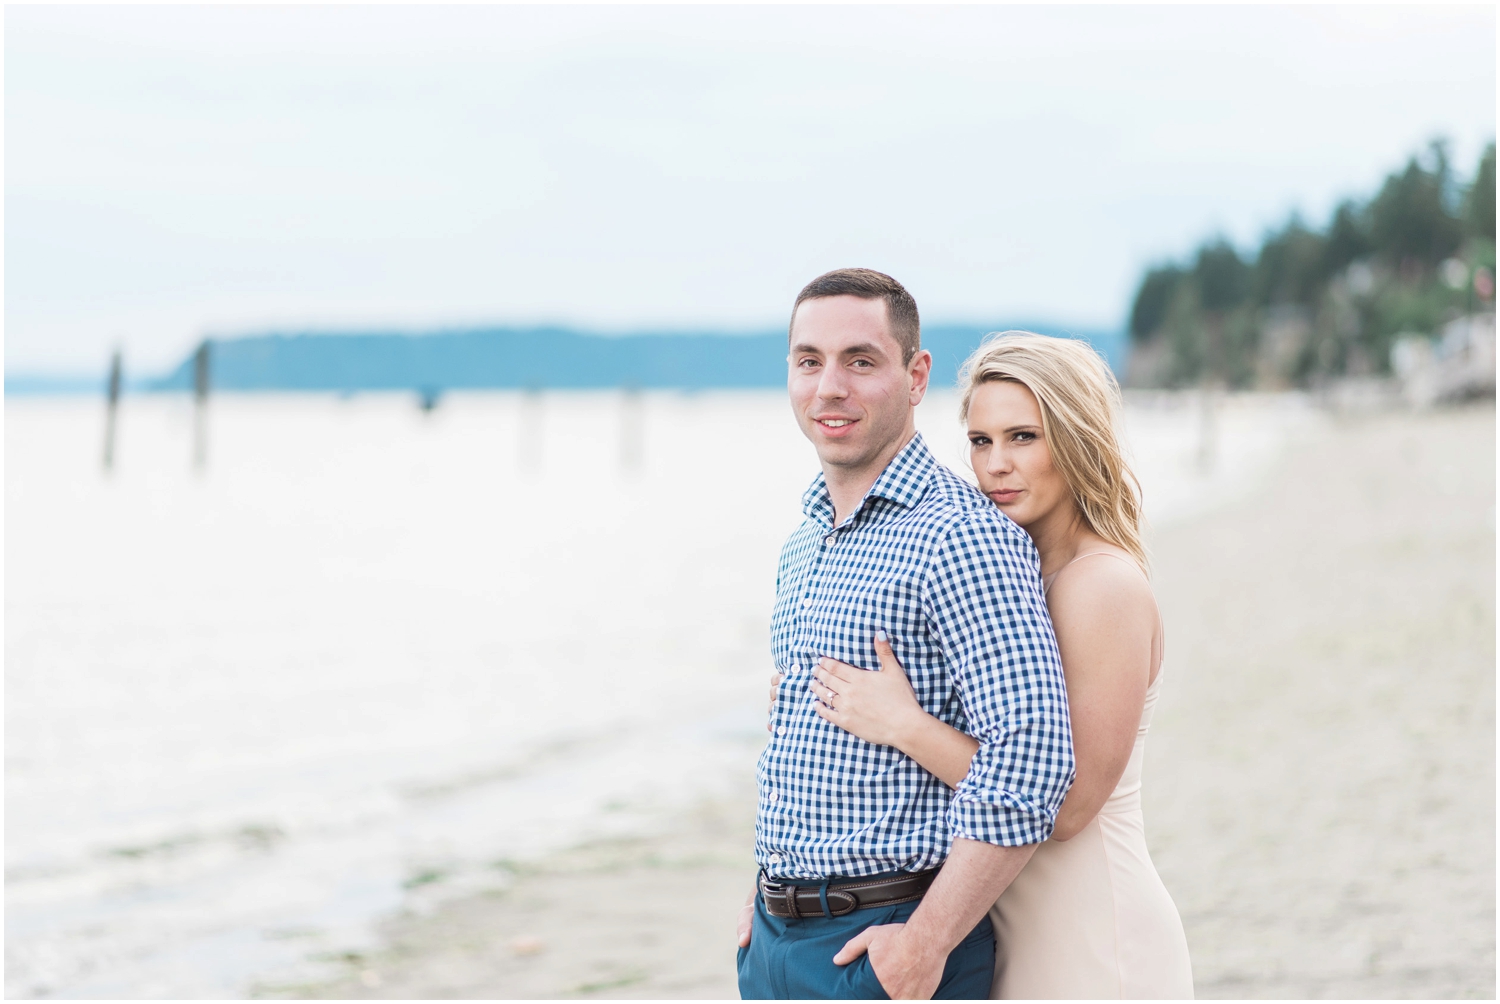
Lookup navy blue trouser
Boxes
[736,883,995,1000]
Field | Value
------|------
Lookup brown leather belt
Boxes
[759,868,938,919]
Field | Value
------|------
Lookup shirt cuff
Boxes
[946,789,1057,847]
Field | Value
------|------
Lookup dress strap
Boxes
[1063,550,1145,576]
[1045,551,1146,595]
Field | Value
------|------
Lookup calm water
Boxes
[5,389,1309,998]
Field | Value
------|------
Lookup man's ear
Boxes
[907,349,933,405]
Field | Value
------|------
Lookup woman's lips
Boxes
[988,489,1022,503]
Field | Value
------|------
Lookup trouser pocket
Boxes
[825,903,912,1000]
[845,951,891,1000]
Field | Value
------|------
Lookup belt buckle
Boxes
[759,875,804,920]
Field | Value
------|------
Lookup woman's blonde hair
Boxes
[959,331,1147,572]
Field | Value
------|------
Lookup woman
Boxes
[787,332,1193,999]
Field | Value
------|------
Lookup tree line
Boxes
[1128,140,1496,388]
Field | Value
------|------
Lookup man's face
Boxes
[787,295,930,473]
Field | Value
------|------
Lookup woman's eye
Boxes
[968,437,990,447]
[1014,432,1036,443]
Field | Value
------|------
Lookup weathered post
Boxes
[619,384,643,474]
[193,341,211,472]
[102,349,122,473]
[520,384,544,472]
[1197,316,1223,475]
[1195,383,1218,474]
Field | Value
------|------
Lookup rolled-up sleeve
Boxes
[923,514,1074,846]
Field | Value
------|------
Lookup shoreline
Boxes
[278,794,758,1000]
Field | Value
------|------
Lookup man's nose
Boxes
[816,366,850,400]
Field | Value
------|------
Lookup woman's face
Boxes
[966,380,1073,530]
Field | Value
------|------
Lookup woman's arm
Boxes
[809,633,980,789]
[1044,557,1157,840]
[809,557,1158,836]
[884,713,980,790]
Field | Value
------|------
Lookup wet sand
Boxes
[296,403,1494,1000]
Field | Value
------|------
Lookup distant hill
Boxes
[4,373,116,396]
[142,323,1126,393]
[7,323,1126,396]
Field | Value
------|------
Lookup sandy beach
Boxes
[287,401,1495,1001]
[1147,401,1495,998]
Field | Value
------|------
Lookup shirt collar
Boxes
[800,432,936,525]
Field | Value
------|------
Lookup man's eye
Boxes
[797,358,820,368]
[851,359,873,368]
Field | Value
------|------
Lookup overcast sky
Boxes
[7,4,1495,372]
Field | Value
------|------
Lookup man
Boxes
[735,268,1074,1000]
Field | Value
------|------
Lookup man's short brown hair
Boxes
[790,268,922,364]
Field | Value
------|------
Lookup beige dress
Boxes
[989,554,1194,999]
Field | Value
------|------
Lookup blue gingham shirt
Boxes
[756,433,1073,880]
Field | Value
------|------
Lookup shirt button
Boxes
[776,726,787,736]
[802,597,813,608]
[768,791,779,802]
[824,535,836,546]
[769,853,783,865]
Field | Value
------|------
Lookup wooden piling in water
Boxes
[102,349,122,473]
[193,341,211,472]
[619,385,643,473]
[1195,383,1218,473]
[520,385,544,472]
